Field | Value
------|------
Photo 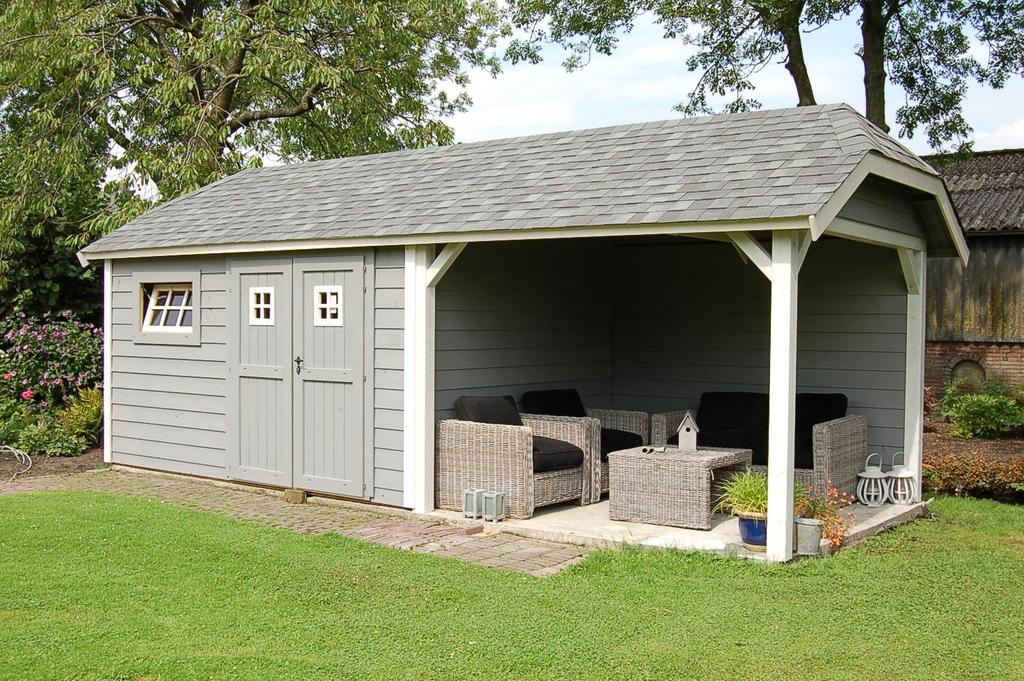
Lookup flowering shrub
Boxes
[923,452,1024,501]
[0,311,102,407]
[796,485,856,549]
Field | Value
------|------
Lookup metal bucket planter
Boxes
[737,512,767,552]
[794,517,824,556]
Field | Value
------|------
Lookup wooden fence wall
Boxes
[927,236,1024,342]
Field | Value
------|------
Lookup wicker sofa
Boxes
[521,389,649,502]
[435,396,601,519]
[650,392,866,497]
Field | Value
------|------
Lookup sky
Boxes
[447,14,1024,154]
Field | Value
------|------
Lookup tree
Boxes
[507,0,834,115]
[857,0,1024,149]
[507,0,1023,150]
[0,0,502,249]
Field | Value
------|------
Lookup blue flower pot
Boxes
[737,514,767,551]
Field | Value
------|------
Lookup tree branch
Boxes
[226,83,325,133]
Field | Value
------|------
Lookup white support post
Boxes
[766,231,800,562]
[102,259,112,464]
[899,248,926,500]
[403,244,466,513]
[403,245,435,513]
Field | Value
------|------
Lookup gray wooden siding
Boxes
[927,235,1024,342]
[837,177,927,239]
[372,247,405,505]
[434,241,615,418]
[613,239,907,453]
[110,256,229,478]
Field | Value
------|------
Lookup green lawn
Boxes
[1,493,1022,680]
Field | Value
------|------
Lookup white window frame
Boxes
[142,283,194,333]
[312,285,344,327]
[248,286,275,326]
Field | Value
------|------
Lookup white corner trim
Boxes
[102,260,113,464]
[426,243,467,287]
[726,232,773,278]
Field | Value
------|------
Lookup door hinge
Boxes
[363,374,367,383]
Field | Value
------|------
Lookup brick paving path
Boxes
[0,469,589,577]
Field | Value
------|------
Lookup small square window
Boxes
[312,285,343,327]
[248,286,274,326]
[142,283,194,332]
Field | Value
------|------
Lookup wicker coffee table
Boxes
[607,447,752,530]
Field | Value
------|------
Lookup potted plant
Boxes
[795,485,856,554]
[714,469,769,551]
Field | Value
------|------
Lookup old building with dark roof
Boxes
[925,148,1024,389]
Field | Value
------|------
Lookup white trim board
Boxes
[811,153,969,265]
[79,216,812,264]
[102,260,113,464]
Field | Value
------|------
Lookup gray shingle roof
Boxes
[926,148,1024,233]
[83,103,934,254]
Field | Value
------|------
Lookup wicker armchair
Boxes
[435,412,601,519]
[650,410,866,497]
[586,408,649,501]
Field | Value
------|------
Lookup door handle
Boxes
[294,356,303,375]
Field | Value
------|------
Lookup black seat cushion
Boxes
[454,395,522,426]
[533,436,584,473]
[794,393,848,469]
[601,428,643,460]
[520,389,587,417]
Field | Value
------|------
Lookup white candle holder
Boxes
[886,451,918,504]
[856,453,890,507]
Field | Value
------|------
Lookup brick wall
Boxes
[925,341,1024,391]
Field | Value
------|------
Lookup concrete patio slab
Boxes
[432,498,932,559]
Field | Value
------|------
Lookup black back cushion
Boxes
[698,392,769,430]
[454,395,522,426]
[520,389,587,417]
[795,393,848,432]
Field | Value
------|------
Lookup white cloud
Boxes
[976,117,1024,149]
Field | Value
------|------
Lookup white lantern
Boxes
[676,411,699,451]
[856,453,890,507]
[886,451,918,504]
[482,492,506,522]
[462,489,484,519]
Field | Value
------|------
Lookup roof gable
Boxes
[83,104,937,255]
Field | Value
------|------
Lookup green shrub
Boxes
[56,388,103,444]
[16,423,87,457]
[0,394,34,445]
[946,393,1024,439]
[939,378,968,417]
[940,378,1024,439]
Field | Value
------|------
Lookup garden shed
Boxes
[79,103,967,561]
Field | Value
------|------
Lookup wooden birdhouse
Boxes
[676,411,699,451]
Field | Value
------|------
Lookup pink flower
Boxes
[2,372,13,380]
[20,390,34,400]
